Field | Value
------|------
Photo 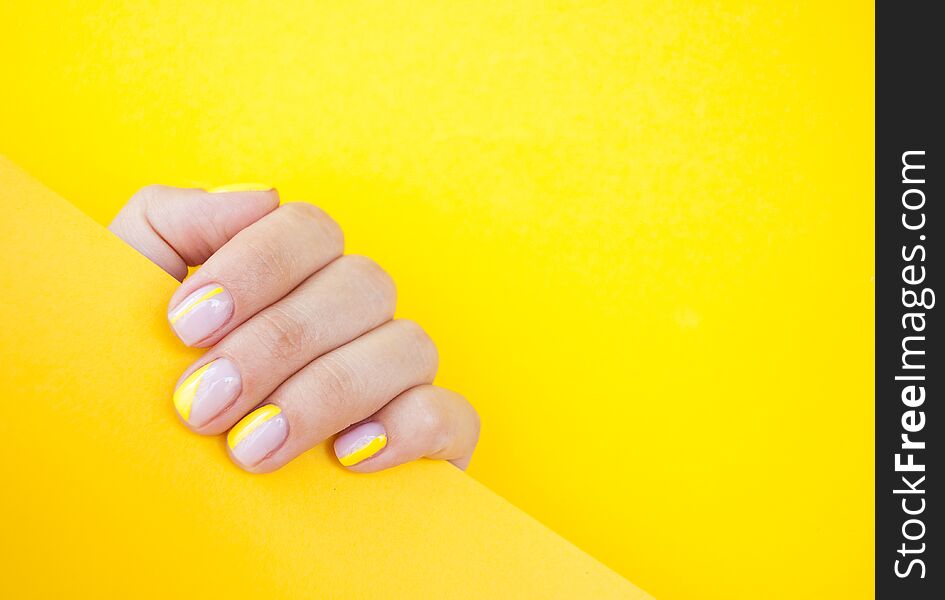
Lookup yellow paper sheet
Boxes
[0,156,649,599]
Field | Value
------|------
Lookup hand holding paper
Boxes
[0,155,649,598]
[108,183,480,472]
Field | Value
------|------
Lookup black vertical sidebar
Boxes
[876,1,941,598]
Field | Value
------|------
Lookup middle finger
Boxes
[172,255,396,432]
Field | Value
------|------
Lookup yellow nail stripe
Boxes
[169,286,224,324]
[228,405,282,449]
[338,434,388,467]
[207,183,273,193]
[173,362,214,422]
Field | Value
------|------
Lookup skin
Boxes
[109,185,479,473]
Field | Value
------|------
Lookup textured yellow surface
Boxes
[0,2,873,598]
[0,156,648,599]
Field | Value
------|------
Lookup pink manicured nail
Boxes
[168,283,234,345]
[334,422,388,467]
[227,405,289,468]
[173,358,242,427]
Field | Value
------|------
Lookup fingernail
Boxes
[173,358,241,427]
[168,284,234,345]
[206,183,273,193]
[227,405,289,467]
[334,422,388,467]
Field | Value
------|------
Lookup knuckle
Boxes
[315,354,360,414]
[134,184,165,199]
[418,392,448,431]
[253,305,310,362]
[284,202,345,254]
[342,255,397,315]
[395,320,439,377]
[243,236,293,282]
[283,200,323,221]
[466,401,481,445]
[409,389,451,450]
[342,253,380,276]
[128,185,164,213]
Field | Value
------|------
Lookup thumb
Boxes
[108,185,279,280]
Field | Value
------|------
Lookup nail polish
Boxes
[334,422,388,467]
[173,358,241,427]
[168,284,234,345]
[227,405,289,467]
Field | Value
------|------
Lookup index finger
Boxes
[167,202,344,346]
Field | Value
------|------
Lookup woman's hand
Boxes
[109,184,479,473]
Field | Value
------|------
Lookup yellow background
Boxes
[0,2,873,598]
